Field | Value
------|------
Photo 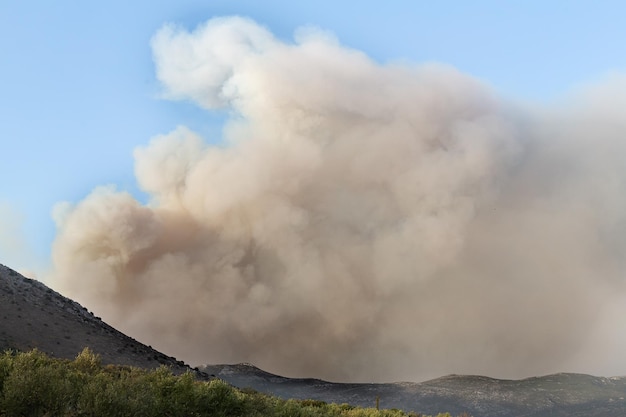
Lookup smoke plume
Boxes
[51,17,626,382]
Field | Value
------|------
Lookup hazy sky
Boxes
[2,1,626,275]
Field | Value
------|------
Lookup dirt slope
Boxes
[0,263,206,377]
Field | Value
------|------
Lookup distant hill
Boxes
[0,264,206,377]
[202,364,626,416]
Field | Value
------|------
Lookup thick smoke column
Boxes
[51,17,626,382]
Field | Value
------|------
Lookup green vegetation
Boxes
[0,348,461,417]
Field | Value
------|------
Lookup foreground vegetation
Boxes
[0,348,462,417]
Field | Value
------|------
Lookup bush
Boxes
[1,349,77,416]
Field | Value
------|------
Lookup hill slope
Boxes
[202,364,626,416]
[0,264,203,376]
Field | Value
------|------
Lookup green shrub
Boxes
[1,350,77,416]
[72,347,102,375]
[0,351,13,393]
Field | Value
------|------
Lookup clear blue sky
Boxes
[2,1,626,276]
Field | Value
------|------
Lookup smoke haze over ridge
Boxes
[51,16,626,382]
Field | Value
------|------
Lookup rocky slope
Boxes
[202,364,626,416]
[0,264,205,376]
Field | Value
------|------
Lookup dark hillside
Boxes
[0,264,204,376]
[202,364,626,417]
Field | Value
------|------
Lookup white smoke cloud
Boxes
[50,17,626,382]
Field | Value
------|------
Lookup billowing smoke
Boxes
[50,17,626,382]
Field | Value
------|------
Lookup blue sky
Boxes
[2,1,626,277]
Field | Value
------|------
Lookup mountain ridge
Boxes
[201,360,626,416]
